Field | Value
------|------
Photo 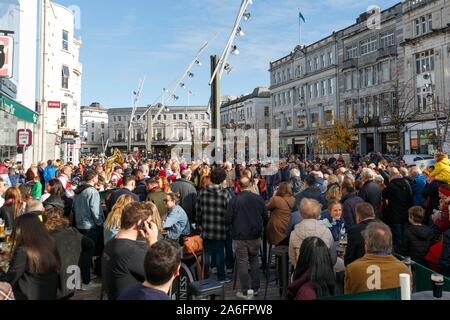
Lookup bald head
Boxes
[240,176,252,190]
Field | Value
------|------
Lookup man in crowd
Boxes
[408,165,426,207]
[146,178,168,221]
[381,167,413,249]
[295,174,327,210]
[118,240,180,300]
[133,169,147,202]
[110,166,123,187]
[102,202,159,300]
[358,168,382,218]
[344,203,377,266]
[73,171,104,285]
[107,174,139,212]
[43,160,58,184]
[345,222,412,294]
[225,176,268,300]
[341,179,365,228]
[196,167,232,283]
[170,169,197,224]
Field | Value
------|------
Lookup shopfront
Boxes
[409,129,438,155]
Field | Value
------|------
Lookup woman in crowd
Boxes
[266,182,296,246]
[199,175,212,190]
[156,175,171,193]
[0,187,23,228]
[286,237,338,300]
[43,207,95,298]
[321,200,346,242]
[43,179,72,219]
[0,214,60,300]
[25,164,40,183]
[103,194,136,244]
[162,193,191,241]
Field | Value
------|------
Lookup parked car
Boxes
[403,154,434,166]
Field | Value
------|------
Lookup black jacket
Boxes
[225,191,268,240]
[344,218,377,266]
[439,229,450,277]
[51,228,95,299]
[358,181,382,218]
[396,225,433,265]
[134,180,147,202]
[170,179,197,223]
[342,192,365,228]
[0,205,14,229]
[43,195,73,219]
[107,188,140,213]
[423,180,446,218]
[0,247,59,300]
[382,177,413,225]
[295,187,328,210]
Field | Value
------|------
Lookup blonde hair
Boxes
[326,185,341,202]
[144,201,163,232]
[104,195,136,230]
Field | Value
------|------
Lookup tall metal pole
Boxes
[211,55,221,131]
[146,109,153,156]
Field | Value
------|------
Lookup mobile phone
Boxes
[139,221,146,230]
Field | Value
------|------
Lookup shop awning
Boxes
[0,93,39,124]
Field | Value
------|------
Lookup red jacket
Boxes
[286,273,317,300]
[435,202,450,233]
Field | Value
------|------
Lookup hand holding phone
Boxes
[139,221,158,247]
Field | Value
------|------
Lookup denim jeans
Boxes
[204,239,226,280]
[388,223,405,251]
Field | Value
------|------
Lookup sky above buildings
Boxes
[56,0,399,109]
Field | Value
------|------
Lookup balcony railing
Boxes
[342,58,358,70]
[377,46,398,60]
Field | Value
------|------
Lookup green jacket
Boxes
[32,181,43,200]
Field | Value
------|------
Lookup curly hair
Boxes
[44,207,70,231]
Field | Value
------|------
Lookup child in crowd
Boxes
[429,151,450,184]
[321,200,346,242]
[397,206,434,265]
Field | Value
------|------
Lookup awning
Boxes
[0,93,39,124]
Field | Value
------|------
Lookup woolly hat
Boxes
[439,186,450,197]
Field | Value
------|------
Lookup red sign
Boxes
[16,129,32,147]
[0,36,13,78]
[48,101,61,109]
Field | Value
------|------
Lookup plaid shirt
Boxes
[196,184,232,240]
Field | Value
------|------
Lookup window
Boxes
[381,60,390,82]
[380,32,395,48]
[321,54,326,68]
[118,116,122,122]
[381,93,391,117]
[91,122,95,128]
[352,70,358,89]
[264,107,270,117]
[328,78,334,95]
[62,65,70,89]
[286,116,292,129]
[360,37,377,56]
[345,72,352,91]
[321,80,327,96]
[359,69,364,88]
[282,70,286,81]
[307,60,312,72]
[178,114,183,120]
[61,103,68,128]
[415,14,433,37]
[201,114,205,120]
[415,49,434,74]
[287,68,291,80]
[158,115,161,121]
[417,87,434,113]
[91,132,95,142]
[345,100,353,122]
[347,45,358,59]
[311,112,319,128]
[328,52,333,65]
[314,83,319,98]
[314,57,319,70]
[101,122,105,129]
[366,66,373,87]
[113,116,116,122]
[324,109,334,126]
[410,129,438,154]
[297,110,306,129]
[62,30,69,51]
[164,115,167,121]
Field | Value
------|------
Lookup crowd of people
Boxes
[0,149,449,300]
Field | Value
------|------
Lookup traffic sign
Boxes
[16,129,32,147]
[0,36,14,78]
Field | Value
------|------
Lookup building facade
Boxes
[80,103,109,155]
[401,0,450,155]
[0,0,40,165]
[270,33,340,157]
[108,106,210,152]
[36,0,83,164]
[220,87,271,132]
[338,4,404,156]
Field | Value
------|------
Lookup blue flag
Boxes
[299,12,306,23]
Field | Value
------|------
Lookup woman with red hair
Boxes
[0,187,24,228]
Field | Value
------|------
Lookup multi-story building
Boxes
[270,32,340,157]
[220,87,271,132]
[338,4,404,155]
[0,0,40,164]
[80,103,109,155]
[401,0,450,155]
[36,0,83,163]
[108,106,210,152]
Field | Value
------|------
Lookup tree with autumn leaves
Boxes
[318,120,357,154]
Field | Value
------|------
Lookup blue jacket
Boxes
[8,174,19,187]
[163,205,191,240]
[43,165,58,183]
[321,210,346,242]
[73,183,104,230]
[411,174,426,207]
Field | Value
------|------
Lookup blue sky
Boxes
[56,0,399,109]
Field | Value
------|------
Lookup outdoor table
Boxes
[412,291,450,300]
